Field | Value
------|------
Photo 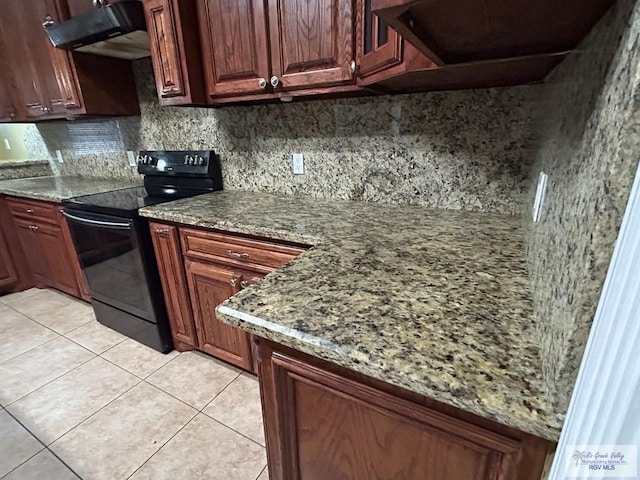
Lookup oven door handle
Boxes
[62,211,133,230]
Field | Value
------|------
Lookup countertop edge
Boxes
[217,304,563,442]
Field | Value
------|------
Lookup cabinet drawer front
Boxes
[7,197,58,224]
[180,228,305,270]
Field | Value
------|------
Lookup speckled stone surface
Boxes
[524,0,640,414]
[24,60,540,215]
[0,160,52,181]
[0,176,142,203]
[141,190,563,441]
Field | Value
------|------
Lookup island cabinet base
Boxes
[255,339,554,480]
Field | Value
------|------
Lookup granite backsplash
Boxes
[524,0,640,413]
[0,160,52,181]
[25,61,540,215]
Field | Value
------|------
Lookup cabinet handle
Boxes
[270,76,280,88]
[258,78,267,89]
[350,60,357,74]
[92,0,106,7]
[42,15,54,28]
[229,277,238,287]
[26,209,34,213]
[41,106,52,113]
[240,280,249,289]
[227,250,249,260]
[30,225,39,231]
[153,227,170,236]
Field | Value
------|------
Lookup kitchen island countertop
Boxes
[140,190,563,441]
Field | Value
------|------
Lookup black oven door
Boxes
[62,209,157,322]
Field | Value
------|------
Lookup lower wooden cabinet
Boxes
[149,221,306,372]
[184,259,254,371]
[257,339,553,480]
[5,196,87,299]
[0,227,19,290]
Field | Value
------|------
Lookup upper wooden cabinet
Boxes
[0,0,140,122]
[196,0,271,98]
[267,0,355,91]
[196,0,358,103]
[143,0,206,105]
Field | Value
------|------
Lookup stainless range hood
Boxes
[44,0,150,60]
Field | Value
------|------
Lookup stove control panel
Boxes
[137,150,219,177]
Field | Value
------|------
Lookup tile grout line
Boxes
[0,335,61,367]
[0,408,82,480]
[4,353,97,408]
[256,465,268,480]
[123,413,200,480]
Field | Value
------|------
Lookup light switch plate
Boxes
[293,153,304,175]
[55,150,64,164]
[127,151,137,167]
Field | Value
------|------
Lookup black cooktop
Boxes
[62,186,173,218]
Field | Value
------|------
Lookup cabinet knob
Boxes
[229,277,238,287]
[92,0,106,8]
[350,60,357,74]
[240,280,249,289]
[258,78,267,89]
[26,209,34,213]
[30,225,39,231]
[153,227,170,236]
[270,76,280,88]
[42,15,55,28]
[41,106,52,113]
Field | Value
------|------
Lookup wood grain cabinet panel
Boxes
[8,197,84,299]
[0,229,19,290]
[184,259,254,371]
[149,223,198,351]
[257,340,553,480]
[143,0,205,105]
[197,0,271,97]
[268,0,355,90]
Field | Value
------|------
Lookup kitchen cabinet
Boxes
[256,338,553,480]
[0,0,140,122]
[196,0,358,103]
[0,229,19,291]
[149,221,306,372]
[142,0,206,105]
[184,259,254,371]
[7,197,86,299]
[149,223,198,351]
[359,0,614,93]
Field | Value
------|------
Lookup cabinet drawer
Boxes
[180,228,305,270]
[6,197,58,224]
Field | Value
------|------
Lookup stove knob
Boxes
[136,154,143,165]
[184,155,189,165]
[189,156,195,165]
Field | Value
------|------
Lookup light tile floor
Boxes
[0,288,268,480]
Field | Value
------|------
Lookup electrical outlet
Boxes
[3,138,11,150]
[292,153,304,175]
[532,172,548,222]
[126,151,137,167]
[55,150,64,164]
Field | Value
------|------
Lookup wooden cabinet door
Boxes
[0,229,19,290]
[18,0,68,117]
[38,221,81,297]
[144,0,187,99]
[150,223,198,351]
[357,0,402,77]
[267,0,355,91]
[197,0,271,97]
[184,259,254,370]
[13,219,49,286]
[261,348,524,480]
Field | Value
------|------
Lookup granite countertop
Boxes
[0,176,143,202]
[140,190,563,441]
